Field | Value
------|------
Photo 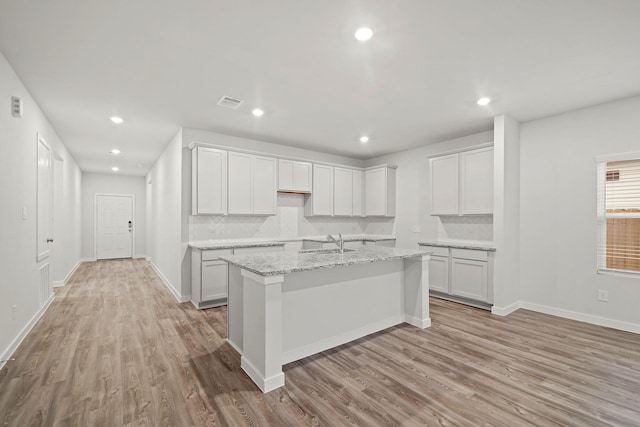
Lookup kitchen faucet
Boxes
[326,233,344,253]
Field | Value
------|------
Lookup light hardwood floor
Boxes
[1,259,639,426]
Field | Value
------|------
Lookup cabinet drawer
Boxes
[234,245,284,255]
[202,249,233,261]
[451,248,488,262]
[420,245,449,257]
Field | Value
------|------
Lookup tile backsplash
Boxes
[437,215,493,241]
[190,193,394,241]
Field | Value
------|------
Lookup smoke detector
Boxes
[217,96,244,110]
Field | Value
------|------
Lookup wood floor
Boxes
[1,259,639,426]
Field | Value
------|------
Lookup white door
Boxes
[37,134,53,262]
[96,195,133,260]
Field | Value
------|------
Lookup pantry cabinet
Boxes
[429,146,493,216]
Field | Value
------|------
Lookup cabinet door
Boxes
[201,260,229,301]
[450,258,488,302]
[429,255,450,293]
[352,170,363,217]
[193,147,227,215]
[311,164,334,215]
[278,159,295,191]
[253,156,277,215]
[430,154,459,215]
[460,147,493,214]
[334,167,353,216]
[293,161,312,192]
[228,152,253,214]
[365,167,386,216]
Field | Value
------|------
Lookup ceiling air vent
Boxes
[217,96,244,110]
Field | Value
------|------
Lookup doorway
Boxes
[95,194,134,260]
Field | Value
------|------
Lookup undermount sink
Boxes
[298,248,356,254]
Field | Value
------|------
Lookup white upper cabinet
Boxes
[278,159,312,193]
[192,146,228,215]
[228,152,277,215]
[429,154,459,215]
[365,166,396,217]
[333,167,353,216]
[460,147,493,215]
[429,146,493,216]
[352,169,364,217]
[305,164,334,216]
[252,156,278,215]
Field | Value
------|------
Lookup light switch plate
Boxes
[22,206,27,220]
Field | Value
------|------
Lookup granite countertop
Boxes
[219,245,429,276]
[190,239,286,250]
[418,240,496,251]
[302,234,396,243]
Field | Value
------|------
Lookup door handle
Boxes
[46,238,54,243]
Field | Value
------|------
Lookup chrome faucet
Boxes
[326,233,344,253]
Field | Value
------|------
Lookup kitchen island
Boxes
[219,246,431,392]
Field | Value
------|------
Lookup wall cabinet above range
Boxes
[278,159,312,193]
[429,145,493,216]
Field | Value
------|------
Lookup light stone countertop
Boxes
[190,239,286,250]
[302,234,396,243]
[418,240,496,251]
[219,245,430,276]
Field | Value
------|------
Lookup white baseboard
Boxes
[53,259,83,287]
[491,300,523,316]
[520,302,640,335]
[133,254,147,259]
[1,293,54,371]
[149,261,190,303]
[81,257,97,263]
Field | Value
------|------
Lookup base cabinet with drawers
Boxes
[191,245,284,309]
[419,244,494,307]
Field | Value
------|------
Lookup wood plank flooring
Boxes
[1,258,639,426]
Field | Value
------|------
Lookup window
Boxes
[596,154,640,274]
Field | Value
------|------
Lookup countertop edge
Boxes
[418,241,496,251]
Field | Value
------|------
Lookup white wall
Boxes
[0,51,82,362]
[519,96,640,331]
[146,129,184,300]
[81,173,146,259]
[364,131,494,249]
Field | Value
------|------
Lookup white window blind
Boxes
[596,157,640,274]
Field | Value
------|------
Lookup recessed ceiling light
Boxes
[252,108,264,117]
[355,27,373,41]
[110,116,124,124]
[111,166,119,172]
[360,136,369,143]
[109,149,121,155]
[477,97,491,106]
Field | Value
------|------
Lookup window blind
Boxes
[596,158,640,274]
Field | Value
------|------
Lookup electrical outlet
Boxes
[597,290,608,302]
[12,305,17,320]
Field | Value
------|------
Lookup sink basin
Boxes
[298,248,356,254]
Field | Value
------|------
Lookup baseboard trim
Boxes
[149,262,190,303]
[520,302,640,335]
[1,293,54,371]
[81,257,97,263]
[491,300,522,316]
[53,259,83,287]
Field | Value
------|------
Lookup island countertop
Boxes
[219,246,430,276]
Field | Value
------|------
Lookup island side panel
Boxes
[227,264,244,354]
[240,270,285,393]
[280,260,405,365]
[403,254,431,328]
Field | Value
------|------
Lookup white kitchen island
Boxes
[220,246,431,393]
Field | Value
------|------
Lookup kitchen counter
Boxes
[189,239,286,250]
[225,245,431,393]
[418,240,496,251]
[302,234,396,243]
[220,245,428,276]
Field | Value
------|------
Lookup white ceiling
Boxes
[1,1,639,176]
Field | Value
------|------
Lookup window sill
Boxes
[597,268,640,279]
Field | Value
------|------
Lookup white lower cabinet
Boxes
[420,244,493,307]
[191,245,284,309]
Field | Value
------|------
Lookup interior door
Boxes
[37,134,53,262]
[96,195,133,260]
